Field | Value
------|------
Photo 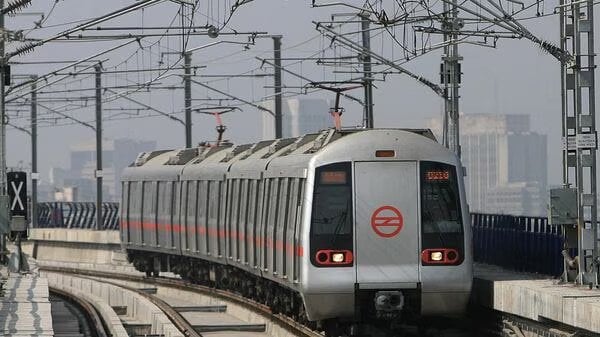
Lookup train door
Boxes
[354,161,420,285]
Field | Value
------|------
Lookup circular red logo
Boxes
[370,205,404,238]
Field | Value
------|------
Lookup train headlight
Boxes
[430,251,443,261]
[331,253,345,263]
[421,248,460,265]
[314,250,353,266]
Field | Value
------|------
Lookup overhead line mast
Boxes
[441,0,462,156]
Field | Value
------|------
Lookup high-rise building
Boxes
[50,138,156,201]
[428,114,547,216]
[262,98,332,139]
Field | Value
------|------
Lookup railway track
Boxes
[40,265,485,337]
[49,287,109,337]
[41,265,322,337]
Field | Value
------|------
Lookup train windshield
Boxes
[420,161,463,234]
[310,162,354,267]
[311,162,353,235]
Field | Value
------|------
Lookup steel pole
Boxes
[30,76,37,228]
[360,13,374,128]
[184,52,192,148]
[0,0,6,262]
[441,0,462,157]
[273,36,283,138]
[95,64,103,230]
[559,0,598,285]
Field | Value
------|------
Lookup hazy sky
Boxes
[4,0,598,187]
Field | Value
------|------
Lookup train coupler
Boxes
[373,290,404,320]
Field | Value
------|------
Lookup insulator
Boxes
[540,40,573,65]
[13,43,35,57]
[2,0,31,15]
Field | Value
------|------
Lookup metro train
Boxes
[120,128,473,336]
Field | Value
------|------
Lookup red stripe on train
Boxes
[123,221,304,256]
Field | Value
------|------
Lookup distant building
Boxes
[486,182,546,216]
[428,114,547,216]
[262,98,332,139]
[49,138,156,202]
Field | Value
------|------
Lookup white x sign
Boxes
[10,181,24,211]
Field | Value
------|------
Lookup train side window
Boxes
[155,181,161,246]
[164,181,174,248]
[272,178,284,274]
[207,181,216,254]
[187,181,198,251]
[121,182,129,242]
[280,178,293,277]
[227,179,237,259]
[173,181,181,248]
[141,182,153,245]
[261,179,272,269]
[249,180,259,267]
[240,179,250,264]
[181,181,189,250]
[217,180,225,257]
[207,180,221,256]
[198,180,208,254]
[129,182,138,227]
[234,179,242,259]
[294,178,305,280]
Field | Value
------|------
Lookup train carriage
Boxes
[120,128,473,336]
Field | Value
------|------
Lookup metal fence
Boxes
[33,203,564,275]
[36,202,120,230]
[471,213,563,276]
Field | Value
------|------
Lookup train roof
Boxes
[121,128,452,181]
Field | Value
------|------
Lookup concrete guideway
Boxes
[27,228,600,335]
[473,264,600,334]
[25,228,318,337]
[45,271,182,337]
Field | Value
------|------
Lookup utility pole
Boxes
[30,75,37,228]
[558,0,598,285]
[184,51,192,148]
[273,36,283,138]
[95,64,103,230]
[360,13,374,128]
[0,0,7,262]
[441,0,463,157]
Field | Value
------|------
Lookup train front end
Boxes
[300,129,472,332]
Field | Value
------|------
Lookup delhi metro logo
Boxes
[371,205,404,238]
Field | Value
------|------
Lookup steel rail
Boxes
[49,286,109,337]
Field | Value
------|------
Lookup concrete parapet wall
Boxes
[45,272,183,337]
[473,264,600,334]
[28,228,121,245]
[48,282,129,337]
[25,229,127,268]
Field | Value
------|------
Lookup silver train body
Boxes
[120,128,472,325]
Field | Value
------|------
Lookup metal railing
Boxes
[36,202,120,230]
[32,204,564,275]
[471,213,563,276]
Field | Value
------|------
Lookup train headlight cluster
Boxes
[314,250,354,266]
[421,248,461,265]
